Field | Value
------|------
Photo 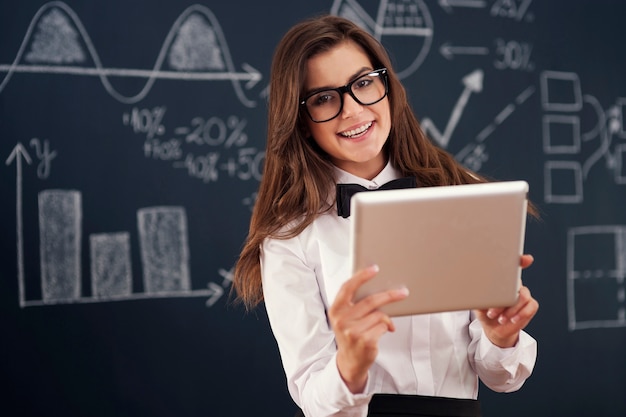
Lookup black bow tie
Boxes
[336,176,417,218]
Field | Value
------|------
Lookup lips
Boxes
[339,121,373,138]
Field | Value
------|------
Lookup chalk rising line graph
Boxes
[0,1,261,107]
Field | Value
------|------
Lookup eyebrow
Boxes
[303,66,373,97]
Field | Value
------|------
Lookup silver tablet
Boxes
[350,180,529,317]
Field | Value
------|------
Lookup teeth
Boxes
[340,122,372,138]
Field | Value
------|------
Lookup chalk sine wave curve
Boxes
[0,1,258,107]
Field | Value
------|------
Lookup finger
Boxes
[483,285,524,323]
[352,286,409,318]
[484,307,506,321]
[495,286,535,325]
[340,309,396,338]
[508,288,539,325]
[360,320,397,344]
[520,254,534,269]
[333,264,380,307]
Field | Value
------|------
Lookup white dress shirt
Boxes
[261,162,537,417]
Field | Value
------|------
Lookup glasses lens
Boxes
[304,90,342,123]
[303,69,387,123]
[351,71,387,105]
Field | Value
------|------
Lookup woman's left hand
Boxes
[474,254,539,348]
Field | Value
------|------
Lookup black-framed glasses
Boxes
[300,68,388,123]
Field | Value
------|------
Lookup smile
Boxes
[339,122,372,138]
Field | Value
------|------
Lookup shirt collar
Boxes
[334,160,402,190]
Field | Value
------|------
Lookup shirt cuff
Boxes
[477,329,535,362]
[476,328,537,388]
[315,353,373,411]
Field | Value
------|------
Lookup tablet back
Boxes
[350,180,529,317]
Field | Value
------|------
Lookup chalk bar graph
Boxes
[22,189,213,307]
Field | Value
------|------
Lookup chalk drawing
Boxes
[440,43,489,60]
[541,70,626,204]
[137,206,191,294]
[29,138,57,179]
[331,0,434,79]
[24,7,85,64]
[490,0,534,22]
[567,225,626,331]
[421,69,483,149]
[544,161,583,204]
[5,143,32,307]
[38,189,82,303]
[493,38,534,71]
[616,144,626,184]
[540,71,583,113]
[542,115,581,154]
[121,106,265,184]
[5,141,234,307]
[455,85,535,171]
[90,232,133,299]
[0,2,261,107]
[168,14,225,71]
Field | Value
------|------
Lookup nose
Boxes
[340,92,363,119]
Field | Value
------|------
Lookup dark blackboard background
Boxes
[1,1,625,416]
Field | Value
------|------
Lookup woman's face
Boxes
[303,40,391,179]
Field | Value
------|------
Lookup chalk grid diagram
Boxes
[567,226,626,330]
[540,71,626,204]
[0,1,261,107]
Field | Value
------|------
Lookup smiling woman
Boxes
[233,14,539,417]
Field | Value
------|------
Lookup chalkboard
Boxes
[1,1,625,416]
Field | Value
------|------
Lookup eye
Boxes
[309,91,338,107]
[353,76,375,91]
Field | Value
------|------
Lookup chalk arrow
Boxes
[421,69,483,148]
[439,0,487,13]
[205,282,224,307]
[6,143,32,308]
[440,43,489,60]
[241,63,261,89]
[5,142,32,166]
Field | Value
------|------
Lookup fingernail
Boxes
[498,315,507,325]
[370,264,380,273]
[487,310,496,319]
[510,316,519,324]
[396,287,409,297]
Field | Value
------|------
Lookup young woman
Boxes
[234,15,539,417]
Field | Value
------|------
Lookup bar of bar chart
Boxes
[90,232,133,299]
[137,206,191,294]
[39,190,82,303]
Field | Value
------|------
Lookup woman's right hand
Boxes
[327,264,409,394]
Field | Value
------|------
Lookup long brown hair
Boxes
[233,15,515,310]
